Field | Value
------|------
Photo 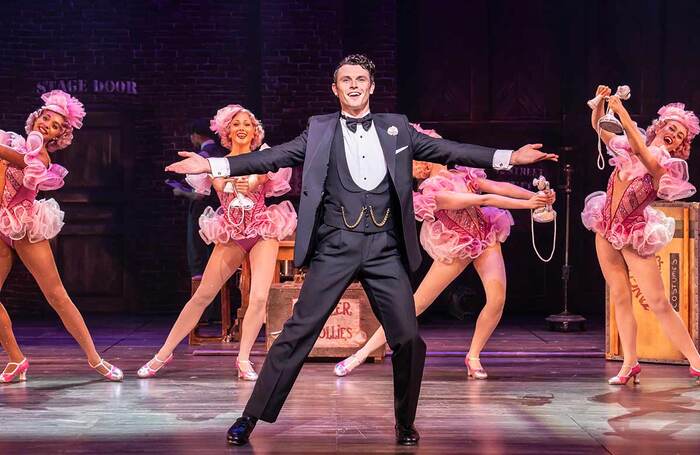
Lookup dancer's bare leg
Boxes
[151,242,246,366]
[0,241,24,371]
[596,235,638,377]
[465,244,507,371]
[348,258,470,364]
[621,247,700,369]
[237,239,279,374]
[13,238,117,375]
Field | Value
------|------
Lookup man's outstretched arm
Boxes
[409,120,558,169]
[166,129,308,176]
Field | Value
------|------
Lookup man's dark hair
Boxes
[333,54,376,83]
[188,118,216,140]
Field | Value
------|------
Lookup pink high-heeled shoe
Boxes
[0,358,29,384]
[608,363,641,385]
[236,359,258,381]
[89,358,124,382]
[334,354,366,377]
[465,356,488,380]
[690,365,700,381]
[137,354,173,379]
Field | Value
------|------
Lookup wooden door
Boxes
[50,111,135,312]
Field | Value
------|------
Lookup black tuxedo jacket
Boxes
[224,112,497,271]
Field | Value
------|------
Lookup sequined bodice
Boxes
[216,186,266,227]
[602,169,656,232]
[1,162,32,209]
[433,179,489,239]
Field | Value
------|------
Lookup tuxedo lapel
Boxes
[373,115,397,182]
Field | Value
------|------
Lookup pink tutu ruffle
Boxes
[414,166,513,263]
[191,166,297,245]
[185,173,211,195]
[2,130,68,191]
[198,201,297,245]
[581,192,675,257]
[0,198,65,243]
[419,205,512,263]
[263,168,292,197]
[607,138,696,201]
[580,191,607,234]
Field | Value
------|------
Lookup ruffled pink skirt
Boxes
[420,207,513,264]
[199,200,297,245]
[581,191,674,257]
[0,198,65,246]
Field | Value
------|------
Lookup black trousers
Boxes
[244,224,426,425]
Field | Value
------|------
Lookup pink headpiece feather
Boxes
[656,103,699,141]
[39,90,86,129]
[410,122,442,139]
[25,90,86,151]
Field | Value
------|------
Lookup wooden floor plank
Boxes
[0,316,698,454]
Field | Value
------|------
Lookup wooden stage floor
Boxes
[0,316,698,454]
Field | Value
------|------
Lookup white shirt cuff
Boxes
[208,157,230,177]
[492,149,513,170]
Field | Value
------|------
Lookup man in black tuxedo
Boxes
[166,54,557,446]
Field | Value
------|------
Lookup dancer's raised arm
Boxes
[608,95,665,180]
[590,85,616,147]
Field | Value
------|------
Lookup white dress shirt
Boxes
[339,111,387,191]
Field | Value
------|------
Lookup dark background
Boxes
[0,0,698,320]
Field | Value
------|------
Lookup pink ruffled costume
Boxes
[186,168,297,252]
[413,166,514,264]
[0,130,67,247]
[581,135,696,257]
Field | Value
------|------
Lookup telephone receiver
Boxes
[531,176,556,223]
[587,85,631,134]
[224,178,255,210]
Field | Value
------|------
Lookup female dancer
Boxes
[138,104,296,380]
[334,125,554,379]
[0,90,123,383]
[583,86,700,384]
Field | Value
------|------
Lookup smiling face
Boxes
[228,111,255,152]
[650,119,688,156]
[332,64,375,115]
[412,160,432,180]
[32,109,66,143]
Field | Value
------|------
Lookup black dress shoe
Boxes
[227,416,257,446]
[395,423,420,445]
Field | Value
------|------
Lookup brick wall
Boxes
[0,0,399,315]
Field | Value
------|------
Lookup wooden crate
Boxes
[266,282,386,361]
[606,202,699,364]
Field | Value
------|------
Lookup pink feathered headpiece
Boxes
[646,102,699,159]
[25,90,86,152]
[210,104,264,150]
[410,122,442,139]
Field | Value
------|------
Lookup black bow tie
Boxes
[342,113,373,133]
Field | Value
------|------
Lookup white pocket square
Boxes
[395,146,408,154]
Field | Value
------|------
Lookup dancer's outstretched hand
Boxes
[510,144,558,165]
[165,151,211,174]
